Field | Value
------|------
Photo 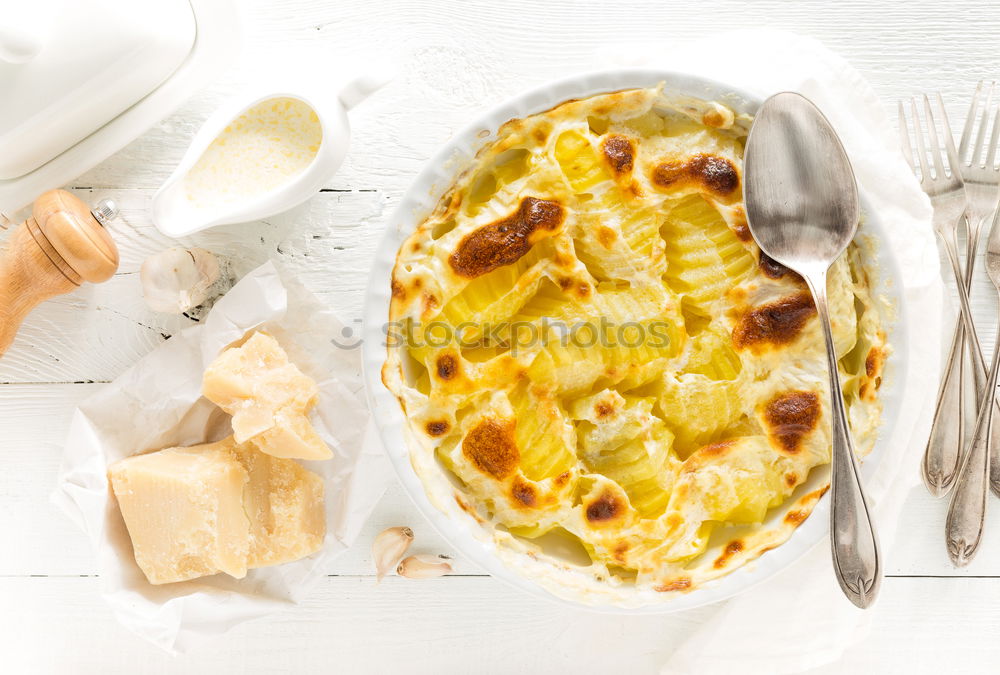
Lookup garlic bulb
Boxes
[372,526,414,581]
[397,554,453,579]
[141,247,220,314]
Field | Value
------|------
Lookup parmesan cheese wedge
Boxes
[203,332,332,460]
[232,442,325,568]
[109,437,326,585]
[108,439,250,584]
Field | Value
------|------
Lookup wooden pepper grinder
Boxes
[0,189,119,357]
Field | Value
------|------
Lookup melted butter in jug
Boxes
[183,97,322,210]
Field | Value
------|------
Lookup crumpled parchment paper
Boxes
[52,261,391,654]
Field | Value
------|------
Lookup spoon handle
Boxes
[806,270,882,608]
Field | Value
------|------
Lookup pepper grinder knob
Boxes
[0,189,120,358]
[91,198,119,227]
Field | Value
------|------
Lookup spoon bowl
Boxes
[744,91,882,609]
[744,92,861,271]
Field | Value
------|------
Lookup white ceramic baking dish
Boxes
[362,69,908,612]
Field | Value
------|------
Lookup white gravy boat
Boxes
[151,70,391,237]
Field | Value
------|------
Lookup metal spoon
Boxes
[743,91,881,608]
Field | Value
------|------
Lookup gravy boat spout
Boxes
[151,69,392,237]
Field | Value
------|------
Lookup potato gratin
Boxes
[384,85,887,597]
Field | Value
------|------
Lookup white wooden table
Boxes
[5,1,1000,672]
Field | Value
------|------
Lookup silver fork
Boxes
[955,82,1000,497]
[899,94,988,496]
[947,203,1000,565]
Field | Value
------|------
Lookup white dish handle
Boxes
[339,66,395,110]
[0,23,42,64]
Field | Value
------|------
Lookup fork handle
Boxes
[946,296,1000,566]
[991,398,1000,497]
[926,214,997,497]
[985,368,1000,498]
[954,215,1000,498]
[970,214,1000,497]
[923,319,966,495]
[942,234,988,392]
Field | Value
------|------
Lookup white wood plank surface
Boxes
[4,576,1000,674]
[4,0,1000,672]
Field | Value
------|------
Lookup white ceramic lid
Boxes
[0,0,195,180]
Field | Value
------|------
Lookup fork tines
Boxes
[959,81,1000,175]
[898,93,964,190]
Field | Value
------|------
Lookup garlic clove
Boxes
[397,554,453,579]
[140,247,221,314]
[372,526,414,581]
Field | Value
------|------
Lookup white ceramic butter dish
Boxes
[0,0,240,217]
[151,70,391,237]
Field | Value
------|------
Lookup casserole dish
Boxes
[362,69,907,611]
